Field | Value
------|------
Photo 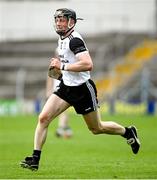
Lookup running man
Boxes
[20,8,140,171]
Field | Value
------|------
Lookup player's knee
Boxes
[38,113,49,125]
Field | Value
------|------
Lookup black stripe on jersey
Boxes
[69,37,87,54]
[68,34,74,40]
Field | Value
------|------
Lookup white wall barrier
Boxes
[0,0,156,41]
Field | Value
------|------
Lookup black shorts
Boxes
[54,79,99,115]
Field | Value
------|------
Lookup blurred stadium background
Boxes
[0,0,157,116]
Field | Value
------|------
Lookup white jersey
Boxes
[57,31,90,86]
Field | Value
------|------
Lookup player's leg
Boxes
[20,94,70,170]
[83,109,125,135]
[34,94,70,149]
[58,112,69,127]
[56,112,73,138]
[83,109,140,154]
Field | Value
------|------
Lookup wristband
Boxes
[60,63,68,71]
[60,63,64,70]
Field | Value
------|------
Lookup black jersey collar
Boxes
[60,30,74,40]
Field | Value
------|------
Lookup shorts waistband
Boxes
[62,79,91,88]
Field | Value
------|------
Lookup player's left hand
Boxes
[49,58,61,70]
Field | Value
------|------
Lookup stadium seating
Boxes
[95,39,157,102]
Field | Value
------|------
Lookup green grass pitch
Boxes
[0,112,157,179]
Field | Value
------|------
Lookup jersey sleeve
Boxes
[69,37,87,55]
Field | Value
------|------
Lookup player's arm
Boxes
[49,38,93,72]
[67,37,93,72]
[66,51,93,72]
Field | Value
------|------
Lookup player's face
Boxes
[54,16,69,36]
